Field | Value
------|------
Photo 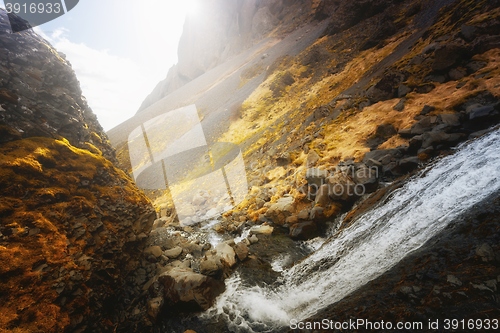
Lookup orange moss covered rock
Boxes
[0,138,154,333]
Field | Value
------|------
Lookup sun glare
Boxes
[183,0,200,17]
[131,0,192,66]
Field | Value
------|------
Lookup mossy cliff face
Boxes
[0,11,155,333]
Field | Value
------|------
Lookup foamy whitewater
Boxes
[202,128,500,332]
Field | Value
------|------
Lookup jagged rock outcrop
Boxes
[0,13,115,161]
[0,11,155,333]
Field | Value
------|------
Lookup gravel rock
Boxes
[145,246,163,258]
[164,247,183,259]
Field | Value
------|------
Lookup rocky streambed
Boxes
[119,214,323,332]
[145,127,499,333]
[119,61,500,328]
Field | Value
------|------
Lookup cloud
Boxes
[36,27,160,131]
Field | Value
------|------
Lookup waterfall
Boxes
[202,129,500,332]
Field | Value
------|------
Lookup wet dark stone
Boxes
[289,221,319,240]
[432,44,471,71]
[420,105,436,115]
[393,98,406,111]
[460,24,477,42]
[467,104,498,120]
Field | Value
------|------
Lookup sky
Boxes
[0,0,199,130]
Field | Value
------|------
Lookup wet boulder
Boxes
[289,221,318,240]
[366,72,404,102]
[432,44,471,71]
[468,129,491,139]
[449,67,466,80]
[439,113,462,127]
[363,148,402,164]
[398,156,420,172]
[476,243,496,262]
[276,152,292,166]
[310,206,326,222]
[460,24,477,42]
[367,124,398,149]
[409,116,440,135]
[420,105,435,116]
[285,214,299,224]
[165,246,183,259]
[393,98,406,112]
[315,184,332,207]
[306,168,329,189]
[397,84,412,98]
[159,267,225,311]
[144,246,163,258]
[232,242,249,261]
[420,131,465,149]
[215,242,237,268]
[466,104,498,120]
[376,123,397,138]
[199,257,223,276]
[250,224,274,235]
[326,172,359,201]
[297,209,310,220]
[306,150,321,167]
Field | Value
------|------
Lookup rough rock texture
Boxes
[158,267,225,311]
[0,12,115,161]
[265,196,296,224]
[0,11,155,333]
[318,0,400,35]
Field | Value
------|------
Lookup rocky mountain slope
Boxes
[108,0,500,331]
[137,0,321,112]
[1,0,499,331]
[0,11,156,333]
[111,0,500,227]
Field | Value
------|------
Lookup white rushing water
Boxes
[203,129,500,332]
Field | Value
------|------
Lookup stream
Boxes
[197,128,500,332]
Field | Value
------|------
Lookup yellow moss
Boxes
[0,137,151,332]
[90,131,104,145]
[240,63,264,87]
[83,142,103,156]
[217,30,410,160]
[378,135,409,150]
[466,1,497,25]
[114,0,500,220]
[219,39,500,216]
[266,166,288,182]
